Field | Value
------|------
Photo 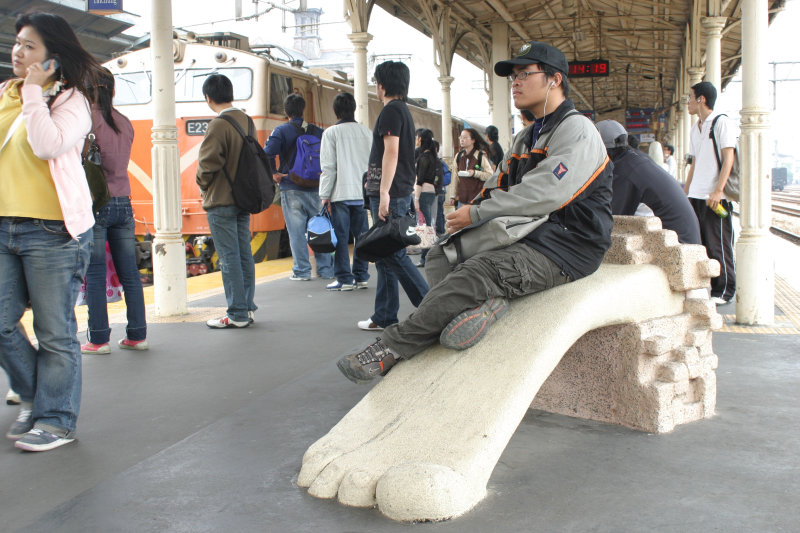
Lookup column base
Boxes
[735,232,774,325]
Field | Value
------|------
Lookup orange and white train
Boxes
[103,32,471,273]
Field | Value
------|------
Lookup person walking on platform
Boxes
[196,74,257,328]
[263,93,333,281]
[319,92,371,291]
[684,81,738,304]
[357,60,429,332]
[664,144,677,179]
[81,68,148,354]
[338,41,613,383]
[596,120,701,245]
[450,128,493,208]
[1,12,101,451]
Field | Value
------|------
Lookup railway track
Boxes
[731,185,800,244]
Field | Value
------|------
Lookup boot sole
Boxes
[440,298,509,350]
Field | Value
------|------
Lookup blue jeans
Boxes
[330,202,369,284]
[280,189,334,278]
[0,218,92,435]
[86,197,147,344]
[206,205,257,322]
[368,195,429,327]
[436,192,446,234]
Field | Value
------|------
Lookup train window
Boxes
[269,73,293,115]
[113,72,152,105]
[175,67,253,102]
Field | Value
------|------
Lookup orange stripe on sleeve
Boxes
[558,155,610,209]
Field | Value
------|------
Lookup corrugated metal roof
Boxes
[374,0,785,119]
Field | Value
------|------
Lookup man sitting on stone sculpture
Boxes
[337,41,614,383]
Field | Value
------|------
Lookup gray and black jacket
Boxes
[470,100,613,280]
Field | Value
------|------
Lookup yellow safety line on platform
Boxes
[717,274,800,334]
[17,260,800,337]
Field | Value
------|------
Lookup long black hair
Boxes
[90,68,120,133]
[15,12,105,102]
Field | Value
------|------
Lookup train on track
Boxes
[104,32,477,278]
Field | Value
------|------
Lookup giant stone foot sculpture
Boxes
[298,216,721,521]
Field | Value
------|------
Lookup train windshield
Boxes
[112,67,253,105]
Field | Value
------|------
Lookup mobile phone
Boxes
[42,58,60,71]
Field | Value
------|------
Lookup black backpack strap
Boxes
[215,112,253,187]
[709,114,725,171]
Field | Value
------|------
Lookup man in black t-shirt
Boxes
[356,61,429,332]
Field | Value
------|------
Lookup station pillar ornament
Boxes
[701,17,727,90]
[150,0,187,317]
[438,75,455,160]
[347,32,372,127]
[687,66,704,87]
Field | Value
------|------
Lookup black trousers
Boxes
[689,198,736,300]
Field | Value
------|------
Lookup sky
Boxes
[124,0,800,161]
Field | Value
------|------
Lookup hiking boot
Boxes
[14,428,75,452]
[119,338,149,351]
[337,339,398,384]
[81,342,110,354]
[5,389,20,405]
[440,298,509,350]
[206,316,249,329]
[327,280,356,291]
[357,318,383,331]
[355,281,368,290]
[6,405,33,440]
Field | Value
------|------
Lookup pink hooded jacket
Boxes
[0,80,94,239]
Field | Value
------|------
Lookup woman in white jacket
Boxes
[0,12,104,452]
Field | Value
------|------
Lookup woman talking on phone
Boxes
[0,12,103,452]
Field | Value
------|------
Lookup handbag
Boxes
[406,211,437,254]
[83,133,111,213]
[76,242,123,306]
[306,205,337,253]
[364,165,381,196]
[439,215,547,266]
[355,212,421,262]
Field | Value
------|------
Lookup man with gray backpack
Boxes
[263,93,333,281]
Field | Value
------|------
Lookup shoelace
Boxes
[356,341,390,365]
[16,408,32,423]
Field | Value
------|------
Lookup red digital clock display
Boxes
[568,60,610,78]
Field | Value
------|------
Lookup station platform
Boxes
[1,236,799,532]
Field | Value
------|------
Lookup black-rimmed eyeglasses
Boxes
[508,70,547,82]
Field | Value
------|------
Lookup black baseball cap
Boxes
[494,41,569,77]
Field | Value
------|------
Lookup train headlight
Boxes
[215,52,228,63]
[116,57,127,68]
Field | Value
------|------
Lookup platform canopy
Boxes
[0,0,136,81]
[373,0,785,115]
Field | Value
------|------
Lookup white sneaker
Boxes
[5,389,20,405]
[357,318,383,331]
[248,310,255,324]
[355,281,368,290]
[207,316,250,329]
[710,296,729,305]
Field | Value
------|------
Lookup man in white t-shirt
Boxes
[664,144,677,179]
[684,81,738,304]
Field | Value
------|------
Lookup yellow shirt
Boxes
[0,80,63,220]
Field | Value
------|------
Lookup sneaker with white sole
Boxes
[440,297,509,350]
[5,389,20,405]
[289,274,311,281]
[248,310,255,324]
[81,342,110,354]
[327,280,356,291]
[206,316,249,329]
[357,318,383,331]
[337,339,398,383]
[14,428,75,452]
[119,338,149,351]
[355,281,368,290]
[6,405,33,440]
